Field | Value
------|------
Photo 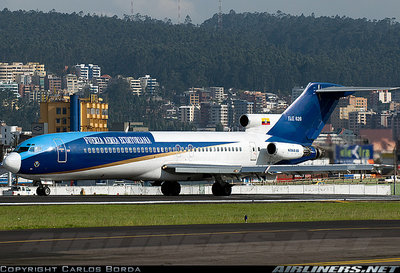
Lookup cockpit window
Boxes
[15,147,29,153]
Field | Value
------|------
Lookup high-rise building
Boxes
[0,62,46,83]
[45,74,62,93]
[139,75,158,95]
[128,77,142,95]
[94,75,111,93]
[75,64,101,80]
[210,87,225,102]
[64,74,79,94]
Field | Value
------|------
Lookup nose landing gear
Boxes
[34,181,51,196]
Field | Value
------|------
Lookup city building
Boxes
[39,94,108,133]
[0,62,46,83]
[128,77,143,95]
[45,74,62,93]
[139,75,159,95]
[348,109,375,135]
[64,74,79,94]
[75,64,101,80]
[178,105,197,123]
[0,123,21,146]
[0,82,19,98]
[291,86,304,103]
[210,87,225,102]
[209,103,228,128]
[94,75,111,93]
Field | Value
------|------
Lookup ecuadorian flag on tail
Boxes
[262,118,270,125]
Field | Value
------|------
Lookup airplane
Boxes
[2,82,398,196]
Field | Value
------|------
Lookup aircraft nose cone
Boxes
[3,152,21,173]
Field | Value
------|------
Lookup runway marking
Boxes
[1,225,400,245]
[309,226,400,232]
[0,229,297,245]
[296,257,400,265]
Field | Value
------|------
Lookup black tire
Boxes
[161,182,169,196]
[212,183,222,196]
[36,187,43,196]
[222,183,232,196]
[161,181,181,196]
[212,182,232,196]
[43,186,51,196]
[170,181,181,196]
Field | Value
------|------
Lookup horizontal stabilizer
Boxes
[316,86,400,93]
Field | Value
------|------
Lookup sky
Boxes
[1,0,399,24]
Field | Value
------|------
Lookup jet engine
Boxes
[266,142,324,161]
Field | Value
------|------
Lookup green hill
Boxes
[0,9,399,94]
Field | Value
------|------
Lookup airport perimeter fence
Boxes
[25,183,391,196]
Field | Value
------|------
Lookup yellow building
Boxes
[80,95,108,132]
[39,94,108,133]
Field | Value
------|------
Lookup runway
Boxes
[0,194,399,205]
[1,220,400,265]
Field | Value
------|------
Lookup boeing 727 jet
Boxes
[2,82,397,196]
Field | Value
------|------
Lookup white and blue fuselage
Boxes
[8,130,294,181]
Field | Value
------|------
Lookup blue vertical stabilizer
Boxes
[268,82,353,146]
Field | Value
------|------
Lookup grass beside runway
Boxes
[1,202,400,230]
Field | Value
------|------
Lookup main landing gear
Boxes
[161,181,181,196]
[34,181,51,196]
[212,182,232,196]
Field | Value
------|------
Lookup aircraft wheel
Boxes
[43,186,51,196]
[222,183,232,196]
[161,181,181,196]
[36,187,44,196]
[212,182,232,196]
[212,183,223,196]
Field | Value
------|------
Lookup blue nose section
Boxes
[2,152,21,173]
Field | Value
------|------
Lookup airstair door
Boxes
[53,138,67,163]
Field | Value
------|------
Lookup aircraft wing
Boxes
[162,163,377,176]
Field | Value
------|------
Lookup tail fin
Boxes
[268,82,400,145]
[267,82,348,146]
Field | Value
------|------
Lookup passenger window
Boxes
[88,148,91,153]
[105,148,108,153]
[145,147,148,153]
[121,147,124,153]
[129,147,132,153]
[157,147,160,153]
[125,147,128,153]
[113,148,116,153]
[109,148,112,153]
[96,148,100,153]
[141,147,144,153]
[84,148,87,153]
[100,148,104,153]
[117,147,120,153]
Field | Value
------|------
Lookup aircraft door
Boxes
[250,142,257,161]
[53,138,67,163]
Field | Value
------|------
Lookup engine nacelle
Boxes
[239,114,281,132]
[266,142,325,161]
